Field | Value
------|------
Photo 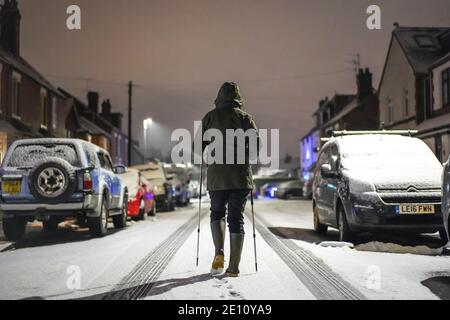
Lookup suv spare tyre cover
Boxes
[29,157,77,204]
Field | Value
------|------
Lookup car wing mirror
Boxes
[320,164,337,179]
[114,164,127,175]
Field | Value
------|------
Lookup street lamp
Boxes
[143,118,153,160]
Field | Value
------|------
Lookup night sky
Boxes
[17,0,450,160]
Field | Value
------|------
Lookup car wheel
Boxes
[113,193,128,229]
[89,196,109,237]
[3,217,27,241]
[313,205,328,234]
[338,206,354,242]
[42,219,60,233]
[137,199,147,221]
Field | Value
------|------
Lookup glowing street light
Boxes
[143,118,154,160]
[143,118,153,130]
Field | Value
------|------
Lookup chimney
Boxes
[87,91,99,114]
[101,99,112,120]
[0,0,21,56]
[357,68,373,101]
[110,113,123,130]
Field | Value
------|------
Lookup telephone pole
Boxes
[128,81,133,166]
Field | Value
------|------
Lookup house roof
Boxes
[393,26,450,74]
[78,117,111,137]
[0,48,62,96]
[321,96,358,128]
[430,52,450,69]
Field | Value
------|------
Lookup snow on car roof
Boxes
[330,134,433,156]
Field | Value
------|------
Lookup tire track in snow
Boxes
[249,213,366,300]
[101,210,208,300]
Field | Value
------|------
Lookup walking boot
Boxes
[210,219,226,276]
[226,233,245,277]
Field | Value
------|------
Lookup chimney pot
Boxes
[87,91,99,114]
[0,0,21,56]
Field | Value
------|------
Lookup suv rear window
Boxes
[6,144,81,168]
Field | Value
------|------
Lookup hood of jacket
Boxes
[214,82,244,109]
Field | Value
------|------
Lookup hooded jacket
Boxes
[201,82,260,191]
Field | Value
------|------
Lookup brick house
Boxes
[300,68,379,179]
[378,25,450,161]
[0,0,70,162]
[60,89,136,166]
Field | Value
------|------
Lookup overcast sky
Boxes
[17,0,450,159]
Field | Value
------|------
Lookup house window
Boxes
[41,88,49,128]
[424,77,432,118]
[115,133,121,163]
[51,97,57,130]
[11,72,21,118]
[403,89,409,117]
[443,68,450,108]
[387,98,394,124]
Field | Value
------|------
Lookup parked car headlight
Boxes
[153,185,165,195]
[348,179,376,194]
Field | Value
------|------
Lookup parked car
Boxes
[312,132,446,243]
[0,139,128,240]
[118,168,156,220]
[275,180,304,199]
[164,164,191,207]
[172,179,190,207]
[132,162,175,212]
[302,177,313,200]
[261,182,281,198]
[441,156,450,244]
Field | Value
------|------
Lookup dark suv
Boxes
[312,132,446,242]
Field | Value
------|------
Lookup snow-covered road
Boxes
[0,199,448,300]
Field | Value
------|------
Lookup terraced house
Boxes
[378,24,450,161]
[300,68,379,180]
[0,0,70,162]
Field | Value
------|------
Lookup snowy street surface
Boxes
[0,199,448,300]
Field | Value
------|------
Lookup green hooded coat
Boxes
[201,82,260,191]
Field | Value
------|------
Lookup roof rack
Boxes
[331,130,419,137]
[320,130,419,142]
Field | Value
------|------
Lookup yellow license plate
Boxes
[398,204,435,215]
[2,181,21,194]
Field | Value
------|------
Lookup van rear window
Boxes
[6,144,81,168]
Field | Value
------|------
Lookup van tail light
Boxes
[83,172,93,191]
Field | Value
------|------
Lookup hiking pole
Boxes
[250,189,258,272]
[196,160,204,267]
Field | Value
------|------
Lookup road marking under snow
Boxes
[100,209,209,300]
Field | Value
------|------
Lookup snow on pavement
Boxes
[254,199,450,300]
[145,208,315,300]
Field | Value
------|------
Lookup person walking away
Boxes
[199,82,260,277]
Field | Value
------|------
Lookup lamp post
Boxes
[143,118,153,161]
